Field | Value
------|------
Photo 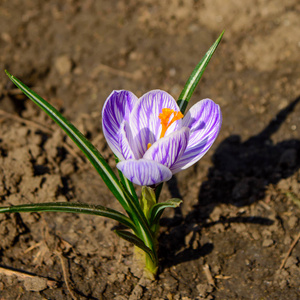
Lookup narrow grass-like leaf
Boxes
[5,71,131,214]
[154,183,164,202]
[149,198,182,227]
[115,156,138,205]
[115,230,156,263]
[120,183,152,236]
[0,202,135,230]
[177,30,224,114]
[119,182,156,258]
[155,32,224,202]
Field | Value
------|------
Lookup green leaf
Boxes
[0,202,135,230]
[149,198,182,226]
[5,71,131,215]
[115,230,156,263]
[155,31,224,203]
[115,156,138,205]
[154,182,164,202]
[177,30,224,114]
[140,186,156,220]
[119,183,156,255]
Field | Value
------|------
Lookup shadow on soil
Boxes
[159,95,300,271]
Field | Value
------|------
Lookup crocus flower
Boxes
[102,90,221,186]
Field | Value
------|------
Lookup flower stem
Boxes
[134,241,158,280]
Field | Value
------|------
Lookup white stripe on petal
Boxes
[143,127,190,169]
[117,159,172,186]
[102,90,138,159]
[129,90,181,157]
[171,99,221,173]
[118,121,136,160]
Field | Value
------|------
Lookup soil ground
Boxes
[0,1,300,299]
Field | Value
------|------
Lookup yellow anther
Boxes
[147,143,152,150]
[158,108,183,138]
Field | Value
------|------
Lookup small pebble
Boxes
[55,55,72,75]
[285,256,298,269]
[262,239,273,247]
[287,215,298,229]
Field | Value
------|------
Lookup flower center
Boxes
[158,108,183,139]
[146,108,183,150]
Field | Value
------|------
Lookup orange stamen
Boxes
[147,143,152,150]
[158,108,183,138]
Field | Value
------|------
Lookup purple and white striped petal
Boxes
[129,90,182,157]
[117,159,172,186]
[143,127,190,168]
[118,121,136,160]
[102,90,138,158]
[170,99,221,174]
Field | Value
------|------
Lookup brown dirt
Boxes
[0,1,300,299]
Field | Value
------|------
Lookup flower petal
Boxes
[117,159,172,186]
[171,99,221,173]
[102,90,138,159]
[118,121,136,160]
[129,90,182,157]
[143,127,190,168]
